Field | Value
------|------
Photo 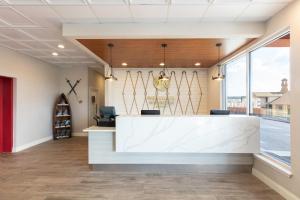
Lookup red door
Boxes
[0,76,13,153]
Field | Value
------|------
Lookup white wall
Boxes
[0,46,60,151]
[106,68,208,115]
[59,66,89,134]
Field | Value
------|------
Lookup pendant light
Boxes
[212,43,225,81]
[158,43,169,81]
[105,43,118,81]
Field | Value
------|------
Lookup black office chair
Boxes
[94,106,117,127]
[141,110,160,115]
[210,109,230,115]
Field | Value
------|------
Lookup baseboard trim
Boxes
[73,132,87,137]
[252,168,300,200]
[91,164,252,173]
[14,136,52,152]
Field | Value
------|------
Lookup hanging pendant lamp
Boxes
[212,43,225,81]
[158,43,169,81]
[105,43,118,81]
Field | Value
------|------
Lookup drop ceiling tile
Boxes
[240,3,287,21]
[14,6,61,29]
[130,0,168,5]
[21,29,61,40]
[87,0,127,4]
[213,0,251,3]
[91,5,132,19]
[43,40,71,49]
[51,5,96,19]
[101,18,134,23]
[0,29,33,40]
[203,4,248,20]
[69,57,96,63]
[131,5,168,19]
[168,5,207,18]
[19,40,50,49]
[0,19,10,27]
[45,0,87,5]
[21,49,51,56]
[236,16,269,22]
[171,0,209,4]
[251,0,292,2]
[0,34,8,40]
[5,0,46,5]
[0,40,28,49]
[0,7,35,26]
[35,56,60,63]
[61,18,99,23]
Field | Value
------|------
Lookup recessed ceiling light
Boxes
[57,44,65,49]
[160,62,165,66]
[195,62,201,66]
[122,62,128,66]
[52,52,58,56]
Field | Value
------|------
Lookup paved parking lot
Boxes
[260,118,291,164]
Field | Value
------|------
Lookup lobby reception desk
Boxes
[83,115,260,167]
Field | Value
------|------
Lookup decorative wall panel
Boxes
[106,68,208,115]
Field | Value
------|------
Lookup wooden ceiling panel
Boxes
[77,38,253,68]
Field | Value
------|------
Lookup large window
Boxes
[250,33,291,164]
[224,33,291,165]
[225,56,247,114]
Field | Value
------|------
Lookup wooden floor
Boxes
[0,137,283,200]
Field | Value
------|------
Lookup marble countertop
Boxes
[83,126,116,133]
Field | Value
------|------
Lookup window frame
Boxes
[222,29,291,169]
[223,54,248,114]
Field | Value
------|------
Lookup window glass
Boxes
[250,33,291,165]
[225,56,247,114]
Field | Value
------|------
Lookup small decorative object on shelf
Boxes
[53,93,72,140]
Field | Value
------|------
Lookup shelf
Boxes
[55,126,71,129]
[56,115,71,117]
[56,135,71,139]
[53,93,72,140]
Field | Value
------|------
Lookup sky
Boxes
[226,47,290,97]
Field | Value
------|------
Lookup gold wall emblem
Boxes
[153,77,170,91]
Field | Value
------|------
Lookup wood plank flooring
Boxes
[0,137,283,200]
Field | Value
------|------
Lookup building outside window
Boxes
[225,55,247,114]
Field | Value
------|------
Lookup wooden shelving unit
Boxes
[53,94,72,140]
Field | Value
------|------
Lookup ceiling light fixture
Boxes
[212,43,225,81]
[52,52,58,56]
[158,43,169,81]
[58,44,65,49]
[105,43,118,81]
[122,62,128,66]
[195,62,201,66]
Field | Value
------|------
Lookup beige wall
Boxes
[88,67,105,126]
[0,46,60,151]
[59,66,89,134]
[207,65,222,111]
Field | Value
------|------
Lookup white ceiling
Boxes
[0,0,293,67]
